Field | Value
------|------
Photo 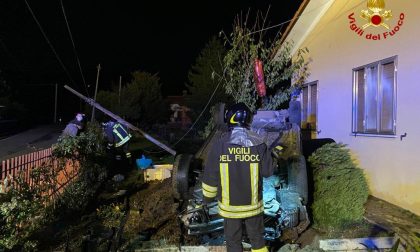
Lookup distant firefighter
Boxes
[102,120,132,163]
[62,113,85,137]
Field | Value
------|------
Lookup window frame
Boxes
[301,80,318,130]
[352,56,397,136]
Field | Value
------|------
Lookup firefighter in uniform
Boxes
[201,103,273,252]
[103,120,132,164]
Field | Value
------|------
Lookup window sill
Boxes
[350,133,397,138]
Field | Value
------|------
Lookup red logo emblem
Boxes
[361,0,392,29]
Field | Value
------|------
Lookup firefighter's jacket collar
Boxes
[228,127,264,147]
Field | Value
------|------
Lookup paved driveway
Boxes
[0,124,63,160]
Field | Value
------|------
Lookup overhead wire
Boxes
[148,3,333,153]
[60,0,89,96]
[171,78,222,147]
[24,0,81,92]
[246,0,336,36]
[143,76,223,155]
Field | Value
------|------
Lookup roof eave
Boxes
[279,0,311,46]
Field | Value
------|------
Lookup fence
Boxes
[0,147,79,196]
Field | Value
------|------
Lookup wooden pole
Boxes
[64,85,176,156]
[91,64,101,122]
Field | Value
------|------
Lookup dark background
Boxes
[0,0,302,122]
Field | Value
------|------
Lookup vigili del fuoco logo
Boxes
[348,0,405,40]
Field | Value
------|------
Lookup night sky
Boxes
[0,0,302,120]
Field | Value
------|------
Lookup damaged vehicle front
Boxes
[172,106,310,244]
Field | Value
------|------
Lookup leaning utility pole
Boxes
[64,85,176,156]
[91,64,101,122]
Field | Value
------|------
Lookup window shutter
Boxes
[310,84,317,128]
[356,69,365,132]
[380,62,395,133]
[302,86,308,127]
[365,66,378,132]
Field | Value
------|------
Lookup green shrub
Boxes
[0,176,43,250]
[97,203,125,229]
[53,122,108,213]
[308,143,369,230]
[0,123,108,250]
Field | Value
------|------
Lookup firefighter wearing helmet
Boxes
[103,120,132,164]
[62,113,85,137]
[201,102,273,252]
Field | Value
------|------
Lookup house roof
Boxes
[279,0,310,46]
[278,0,335,56]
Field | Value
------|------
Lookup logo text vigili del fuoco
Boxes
[348,0,405,40]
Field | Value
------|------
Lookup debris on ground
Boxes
[121,178,200,249]
[136,155,153,169]
[143,164,173,182]
[112,174,125,182]
[319,237,395,251]
[278,244,324,252]
[364,195,420,251]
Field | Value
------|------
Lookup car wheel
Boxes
[172,153,193,200]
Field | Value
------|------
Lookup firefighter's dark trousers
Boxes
[224,214,266,252]
[115,143,132,163]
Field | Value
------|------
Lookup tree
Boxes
[0,72,10,98]
[220,11,310,112]
[120,71,165,124]
[96,71,166,125]
[186,37,228,111]
[186,36,228,132]
[96,89,119,121]
[0,71,26,122]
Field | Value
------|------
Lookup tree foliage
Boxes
[53,123,108,213]
[96,71,166,125]
[186,37,228,112]
[186,36,229,134]
[121,71,165,124]
[0,176,44,250]
[0,71,26,121]
[0,123,107,250]
[220,12,310,112]
[308,143,369,230]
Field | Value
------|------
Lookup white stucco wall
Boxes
[292,0,420,215]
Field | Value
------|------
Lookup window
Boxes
[352,57,397,135]
[301,81,318,131]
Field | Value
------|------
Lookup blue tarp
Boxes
[263,175,281,215]
[136,155,153,169]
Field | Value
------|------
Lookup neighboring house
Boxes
[165,94,192,129]
[281,0,420,215]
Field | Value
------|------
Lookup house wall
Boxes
[295,0,420,215]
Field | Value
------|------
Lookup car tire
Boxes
[172,153,193,200]
[287,155,308,205]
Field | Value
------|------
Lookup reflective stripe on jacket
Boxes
[112,123,132,147]
[202,128,273,219]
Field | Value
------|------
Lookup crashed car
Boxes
[172,105,310,242]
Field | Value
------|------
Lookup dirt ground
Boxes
[42,168,418,251]
[119,175,390,250]
[122,175,419,251]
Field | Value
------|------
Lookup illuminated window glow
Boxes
[352,57,397,135]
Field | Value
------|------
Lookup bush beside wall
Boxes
[308,143,369,230]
